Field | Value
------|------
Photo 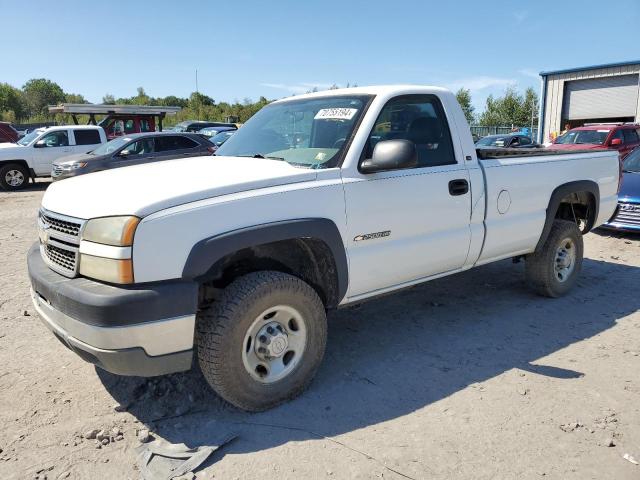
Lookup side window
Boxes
[124,119,136,133]
[510,137,521,146]
[140,119,151,132]
[73,129,101,145]
[122,138,154,156]
[155,135,198,152]
[519,136,532,145]
[40,131,69,147]
[365,94,456,168]
[623,129,639,144]
[611,130,624,143]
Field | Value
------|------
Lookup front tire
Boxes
[196,271,327,411]
[525,219,583,297]
[0,163,29,191]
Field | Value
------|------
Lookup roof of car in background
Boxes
[570,124,639,131]
[113,131,206,139]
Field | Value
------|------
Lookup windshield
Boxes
[555,130,610,145]
[90,136,131,155]
[623,149,640,172]
[17,130,42,146]
[215,95,371,168]
[199,128,219,136]
[211,131,234,146]
[476,135,508,147]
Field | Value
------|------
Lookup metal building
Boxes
[538,60,640,143]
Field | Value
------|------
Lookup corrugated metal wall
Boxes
[541,64,640,143]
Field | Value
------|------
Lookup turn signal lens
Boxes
[79,255,134,284]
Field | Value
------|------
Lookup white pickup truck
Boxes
[27,86,619,411]
[0,125,106,190]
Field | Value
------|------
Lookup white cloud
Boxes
[260,82,334,94]
[518,68,540,79]
[447,76,516,92]
[513,11,528,23]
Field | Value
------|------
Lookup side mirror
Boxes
[610,138,623,146]
[34,139,47,148]
[360,139,418,174]
[118,150,131,157]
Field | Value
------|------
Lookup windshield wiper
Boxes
[251,154,286,161]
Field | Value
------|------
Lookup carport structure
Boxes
[539,60,640,143]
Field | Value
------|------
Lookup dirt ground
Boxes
[1,181,639,480]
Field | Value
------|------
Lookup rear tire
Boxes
[525,219,583,297]
[196,271,327,411]
[0,163,29,191]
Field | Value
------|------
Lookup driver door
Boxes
[111,138,155,169]
[33,129,71,175]
[342,94,472,298]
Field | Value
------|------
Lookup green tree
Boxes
[22,78,66,117]
[131,87,150,105]
[102,94,116,105]
[478,87,538,127]
[455,88,475,124]
[0,82,25,120]
[64,93,88,104]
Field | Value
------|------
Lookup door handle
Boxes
[448,179,469,196]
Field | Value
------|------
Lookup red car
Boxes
[549,124,640,159]
[0,122,19,143]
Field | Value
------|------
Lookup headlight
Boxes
[58,162,88,171]
[79,255,134,284]
[82,216,140,246]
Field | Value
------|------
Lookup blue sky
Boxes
[2,0,639,112]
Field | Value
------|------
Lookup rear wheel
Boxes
[525,219,583,297]
[196,271,327,411]
[0,163,29,191]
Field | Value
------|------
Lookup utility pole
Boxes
[195,69,200,120]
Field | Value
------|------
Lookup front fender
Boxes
[182,218,349,302]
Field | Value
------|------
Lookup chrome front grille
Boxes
[612,203,640,226]
[38,209,85,277]
[40,212,81,237]
[44,243,77,271]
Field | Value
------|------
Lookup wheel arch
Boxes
[0,159,30,170]
[535,180,599,252]
[182,218,348,308]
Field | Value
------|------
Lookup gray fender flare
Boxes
[535,180,599,252]
[182,218,349,303]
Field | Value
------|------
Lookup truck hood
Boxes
[0,142,22,153]
[42,156,318,219]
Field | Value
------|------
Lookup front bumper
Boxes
[27,243,198,376]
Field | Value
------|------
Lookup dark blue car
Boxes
[603,146,640,232]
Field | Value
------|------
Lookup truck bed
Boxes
[476,147,611,159]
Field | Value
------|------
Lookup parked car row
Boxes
[52,132,216,180]
[0,120,238,190]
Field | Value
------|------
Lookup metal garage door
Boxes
[563,74,639,120]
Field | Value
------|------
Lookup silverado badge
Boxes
[354,230,391,242]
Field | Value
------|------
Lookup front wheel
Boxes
[0,163,29,191]
[196,271,327,411]
[525,219,583,297]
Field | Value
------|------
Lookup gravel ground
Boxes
[1,181,639,480]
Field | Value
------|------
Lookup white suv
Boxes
[0,125,106,190]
